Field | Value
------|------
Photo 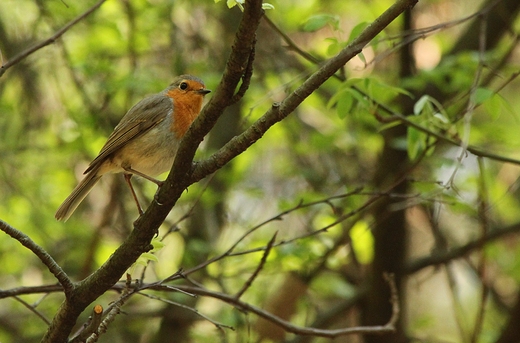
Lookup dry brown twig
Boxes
[149,273,400,338]
[234,232,277,300]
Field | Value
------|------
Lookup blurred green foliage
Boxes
[1,0,520,342]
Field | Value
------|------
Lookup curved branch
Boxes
[0,0,107,78]
[0,219,74,297]
[190,0,419,183]
[404,221,520,274]
[154,275,398,339]
[7,217,520,301]
[41,0,265,342]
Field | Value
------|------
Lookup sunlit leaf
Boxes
[227,0,237,8]
[350,221,374,264]
[141,253,159,263]
[347,22,369,44]
[326,37,341,56]
[151,239,166,251]
[302,14,340,32]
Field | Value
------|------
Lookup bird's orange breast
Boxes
[167,89,205,138]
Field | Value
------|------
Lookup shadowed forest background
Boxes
[1,0,520,342]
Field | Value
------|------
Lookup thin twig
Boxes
[180,181,436,277]
[367,0,501,67]
[163,173,218,237]
[151,281,398,338]
[86,275,135,342]
[231,41,256,104]
[13,296,51,325]
[0,0,107,77]
[405,221,520,274]
[445,13,488,190]
[383,273,400,328]
[264,0,520,167]
[137,292,235,330]
[170,189,370,279]
[471,157,490,343]
[3,217,520,300]
[235,232,277,300]
[0,220,74,297]
[190,0,420,184]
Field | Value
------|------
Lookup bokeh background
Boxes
[1,0,520,342]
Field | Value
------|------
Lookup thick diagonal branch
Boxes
[190,0,419,182]
[40,1,265,342]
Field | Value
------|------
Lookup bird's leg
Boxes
[123,166,164,187]
[123,173,144,215]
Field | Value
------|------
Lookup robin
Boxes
[55,75,211,221]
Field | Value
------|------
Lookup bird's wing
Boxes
[84,94,173,173]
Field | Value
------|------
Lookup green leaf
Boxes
[357,52,366,65]
[326,37,341,56]
[378,120,402,132]
[302,14,339,32]
[347,22,369,44]
[433,112,449,124]
[484,93,501,120]
[343,77,364,88]
[473,87,494,106]
[413,95,430,115]
[141,253,159,262]
[135,260,148,267]
[328,88,347,109]
[226,0,243,9]
[407,126,426,160]
[363,77,413,101]
[336,92,354,119]
[262,3,275,10]
[348,87,370,110]
[151,239,166,251]
[483,92,515,121]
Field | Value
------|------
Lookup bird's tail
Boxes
[55,169,102,221]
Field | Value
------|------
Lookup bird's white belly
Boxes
[100,123,180,177]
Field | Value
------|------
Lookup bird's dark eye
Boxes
[179,82,188,90]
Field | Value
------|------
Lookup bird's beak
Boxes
[198,89,211,95]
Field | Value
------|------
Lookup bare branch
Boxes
[0,0,107,78]
[41,1,266,341]
[137,292,234,330]
[0,284,63,299]
[231,41,256,104]
[0,219,74,297]
[69,305,103,343]
[383,273,400,329]
[190,0,419,183]
[14,296,51,325]
[264,1,520,167]
[154,280,398,338]
[235,232,277,300]
[7,215,519,302]
[168,189,433,279]
[404,221,520,274]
